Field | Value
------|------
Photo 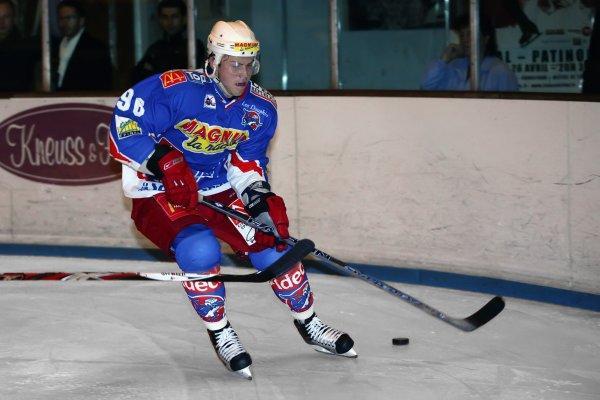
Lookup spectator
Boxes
[52,0,112,91]
[421,15,519,91]
[131,0,206,84]
[0,0,36,92]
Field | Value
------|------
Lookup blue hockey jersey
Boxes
[109,69,278,199]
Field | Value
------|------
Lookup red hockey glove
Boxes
[242,181,289,252]
[149,147,198,209]
[252,230,277,249]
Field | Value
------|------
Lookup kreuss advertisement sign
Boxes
[0,103,120,185]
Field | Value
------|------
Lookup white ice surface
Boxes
[1,255,599,400]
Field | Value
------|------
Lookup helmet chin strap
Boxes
[205,56,235,99]
[216,79,235,99]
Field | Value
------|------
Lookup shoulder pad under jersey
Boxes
[249,81,277,108]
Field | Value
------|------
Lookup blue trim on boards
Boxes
[1,243,598,312]
[315,263,600,312]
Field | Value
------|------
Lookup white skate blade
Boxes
[341,348,358,358]
[312,345,358,358]
[233,366,252,380]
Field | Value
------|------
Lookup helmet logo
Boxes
[233,42,259,53]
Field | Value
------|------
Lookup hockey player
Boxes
[109,20,356,380]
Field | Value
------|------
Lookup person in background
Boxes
[421,14,519,91]
[0,0,36,92]
[131,0,206,84]
[53,0,112,91]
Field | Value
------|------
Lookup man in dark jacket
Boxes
[131,0,206,84]
[0,0,37,92]
[53,0,112,91]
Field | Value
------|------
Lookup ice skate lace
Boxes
[305,316,342,350]
[214,327,245,361]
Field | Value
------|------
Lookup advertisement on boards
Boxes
[0,102,120,185]
[497,0,595,92]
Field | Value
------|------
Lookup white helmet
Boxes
[205,20,260,79]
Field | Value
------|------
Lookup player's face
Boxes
[217,55,254,97]
[0,3,15,39]
[57,6,84,39]
[158,7,184,36]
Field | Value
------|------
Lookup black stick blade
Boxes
[258,239,315,281]
[206,239,315,282]
[458,296,505,332]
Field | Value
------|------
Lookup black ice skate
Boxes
[207,322,253,380]
[294,313,357,358]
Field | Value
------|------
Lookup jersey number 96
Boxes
[117,89,145,117]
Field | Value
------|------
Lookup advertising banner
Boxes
[498,0,594,92]
[0,102,120,185]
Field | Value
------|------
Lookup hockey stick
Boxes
[0,239,314,283]
[200,199,505,332]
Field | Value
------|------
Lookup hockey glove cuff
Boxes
[147,145,198,209]
[242,181,289,251]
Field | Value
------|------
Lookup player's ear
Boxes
[205,55,215,75]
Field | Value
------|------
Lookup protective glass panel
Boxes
[339,0,449,90]
[51,0,114,92]
[339,0,596,93]
[193,0,331,90]
[5,0,596,94]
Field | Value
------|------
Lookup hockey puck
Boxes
[392,337,409,346]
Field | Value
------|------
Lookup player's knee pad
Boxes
[249,246,290,271]
[173,224,221,273]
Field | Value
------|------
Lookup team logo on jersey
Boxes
[114,115,142,139]
[160,70,187,88]
[203,94,216,109]
[241,102,269,118]
[185,70,209,85]
[175,118,249,154]
[241,109,262,130]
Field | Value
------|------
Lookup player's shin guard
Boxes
[181,269,252,378]
[270,262,357,358]
[270,262,314,320]
[181,267,227,330]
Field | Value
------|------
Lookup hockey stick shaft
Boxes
[0,239,315,283]
[200,199,505,332]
